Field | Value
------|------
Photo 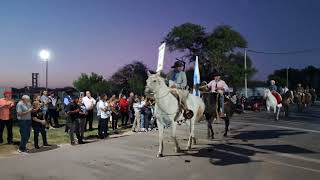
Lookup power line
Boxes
[247,48,320,55]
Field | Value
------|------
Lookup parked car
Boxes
[244,96,265,111]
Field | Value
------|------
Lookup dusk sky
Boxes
[1,0,320,88]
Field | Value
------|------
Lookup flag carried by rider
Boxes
[193,56,200,96]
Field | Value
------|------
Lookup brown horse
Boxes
[282,90,294,117]
[304,93,312,107]
[201,91,234,139]
[294,91,306,112]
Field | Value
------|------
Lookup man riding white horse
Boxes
[166,61,192,118]
[269,79,282,107]
[269,80,278,92]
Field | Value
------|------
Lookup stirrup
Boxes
[183,109,194,119]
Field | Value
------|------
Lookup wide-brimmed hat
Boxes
[210,71,221,78]
[171,61,184,68]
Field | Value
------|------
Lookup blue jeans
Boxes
[19,120,32,151]
[220,95,224,113]
[140,114,145,129]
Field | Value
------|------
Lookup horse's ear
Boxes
[156,71,161,76]
[147,71,152,77]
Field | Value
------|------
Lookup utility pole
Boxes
[244,48,248,98]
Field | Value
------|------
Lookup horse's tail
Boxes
[196,97,206,122]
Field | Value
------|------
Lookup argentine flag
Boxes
[193,56,201,96]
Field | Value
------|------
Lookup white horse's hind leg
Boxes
[157,119,164,157]
[171,121,180,153]
[276,107,280,120]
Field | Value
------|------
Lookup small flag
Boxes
[193,56,200,96]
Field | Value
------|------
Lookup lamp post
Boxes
[39,49,50,90]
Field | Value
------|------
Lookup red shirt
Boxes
[119,98,129,113]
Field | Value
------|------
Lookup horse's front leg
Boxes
[171,121,180,153]
[157,119,164,157]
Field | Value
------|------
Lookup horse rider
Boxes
[167,61,187,89]
[205,71,229,118]
[166,61,191,116]
[269,80,278,92]
[296,83,305,95]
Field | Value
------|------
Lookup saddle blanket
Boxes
[271,91,282,105]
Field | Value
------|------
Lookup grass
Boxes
[0,117,131,157]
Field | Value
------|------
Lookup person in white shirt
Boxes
[98,94,110,139]
[206,71,229,117]
[132,97,144,132]
[82,91,96,131]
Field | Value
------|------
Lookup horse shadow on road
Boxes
[230,129,307,141]
[164,129,316,166]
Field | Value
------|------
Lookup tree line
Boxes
[268,65,320,90]
[73,22,257,95]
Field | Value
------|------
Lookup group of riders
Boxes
[166,60,317,119]
[166,60,229,119]
[269,79,317,109]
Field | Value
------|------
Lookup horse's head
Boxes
[145,71,166,97]
[263,88,271,99]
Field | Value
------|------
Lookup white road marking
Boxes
[232,121,320,134]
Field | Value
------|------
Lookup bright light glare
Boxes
[39,49,50,60]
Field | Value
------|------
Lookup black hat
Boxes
[210,70,221,77]
[171,61,184,68]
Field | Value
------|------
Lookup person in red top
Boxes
[119,95,129,126]
[0,90,15,144]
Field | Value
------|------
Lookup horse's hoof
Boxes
[186,146,191,150]
[157,153,164,158]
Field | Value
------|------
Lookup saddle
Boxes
[169,88,194,119]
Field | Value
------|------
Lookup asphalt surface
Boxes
[0,103,319,180]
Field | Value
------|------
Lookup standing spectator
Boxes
[119,95,129,126]
[140,96,146,132]
[143,98,153,131]
[67,96,83,145]
[128,92,135,124]
[78,97,87,144]
[82,91,96,131]
[40,90,51,129]
[98,94,111,139]
[16,95,33,153]
[0,90,15,144]
[63,91,72,133]
[31,101,50,149]
[132,97,144,132]
[110,96,120,133]
[48,92,59,128]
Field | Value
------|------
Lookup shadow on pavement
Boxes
[231,130,307,141]
[28,145,59,153]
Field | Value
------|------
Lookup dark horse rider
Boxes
[201,71,229,118]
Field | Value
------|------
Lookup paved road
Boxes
[0,103,319,180]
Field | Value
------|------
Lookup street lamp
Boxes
[39,49,50,90]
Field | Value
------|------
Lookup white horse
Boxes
[264,89,281,120]
[145,72,205,157]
